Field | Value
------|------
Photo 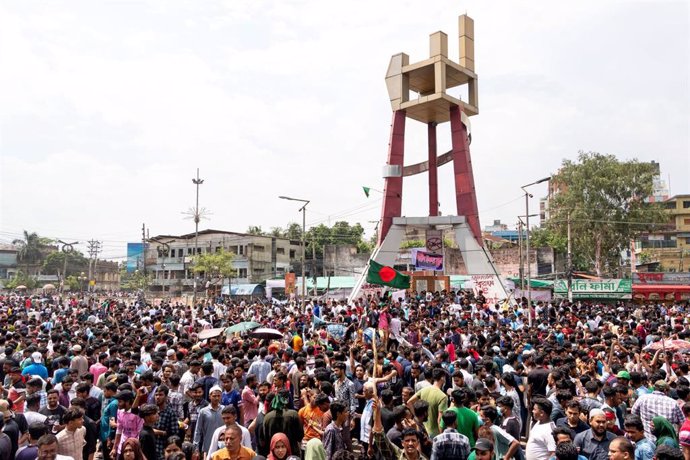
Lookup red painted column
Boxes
[450,105,482,246]
[428,122,439,216]
[378,110,406,245]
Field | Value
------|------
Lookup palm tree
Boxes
[12,230,48,275]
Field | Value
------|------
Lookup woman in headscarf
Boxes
[267,433,292,460]
[652,416,679,448]
[118,438,148,460]
[304,438,326,460]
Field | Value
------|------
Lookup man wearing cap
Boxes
[70,346,89,376]
[194,384,225,459]
[573,409,615,460]
[471,438,496,460]
[6,366,26,413]
[137,404,159,460]
[631,380,685,442]
[22,352,48,380]
[110,390,143,459]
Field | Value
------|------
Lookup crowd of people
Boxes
[0,289,689,460]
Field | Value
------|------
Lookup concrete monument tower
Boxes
[350,14,507,302]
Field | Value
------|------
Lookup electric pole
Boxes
[87,239,102,293]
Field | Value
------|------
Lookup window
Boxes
[664,202,676,209]
[277,247,285,255]
[684,218,690,225]
[290,250,296,258]
[216,246,221,253]
[253,268,264,274]
[237,268,247,278]
[238,245,244,255]
[683,201,690,209]
[187,248,192,255]
[170,249,176,258]
[253,245,265,252]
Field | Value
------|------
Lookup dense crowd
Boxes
[1,290,689,460]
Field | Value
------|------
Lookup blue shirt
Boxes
[53,368,69,384]
[100,398,118,442]
[634,438,655,460]
[21,363,48,379]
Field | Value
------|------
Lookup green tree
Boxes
[285,223,302,240]
[119,266,151,291]
[546,152,667,276]
[305,221,370,257]
[42,251,90,276]
[64,275,81,291]
[4,271,38,289]
[269,227,285,238]
[192,249,235,281]
[246,226,266,236]
[12,230,53,274]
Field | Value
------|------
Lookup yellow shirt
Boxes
[211,446,256,460]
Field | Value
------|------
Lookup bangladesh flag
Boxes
[366,260,410,289]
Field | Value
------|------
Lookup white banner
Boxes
[465,275,509,305]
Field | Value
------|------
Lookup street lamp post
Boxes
[521,177,550,327]
[517,215,536,292]
[192,169,204,308]
[279,196,310,306]
[78,271,87,294]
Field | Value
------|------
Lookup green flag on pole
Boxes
[362,186,371,198]
[366,260,410,289]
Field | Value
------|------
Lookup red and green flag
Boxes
[366,260,410,289]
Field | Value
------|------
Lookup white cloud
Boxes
[1,0,688,260]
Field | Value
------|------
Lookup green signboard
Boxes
[554,279,632,299]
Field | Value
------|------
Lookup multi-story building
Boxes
[144,229,302,294]
[0,244,18,279]
[639,194,690,271]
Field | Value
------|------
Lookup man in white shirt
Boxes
[180,361,201,396]
[526,397,556,460]
[207,406,251,457]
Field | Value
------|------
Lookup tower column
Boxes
[428,122,439,216]
[450,105,482,245]
[379,110,406,245]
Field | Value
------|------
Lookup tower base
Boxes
[349,216,509,303]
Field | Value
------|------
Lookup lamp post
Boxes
[521,177,550,327]
[192,169,204,308]
[78,271,87,294]
[517,215,537,293]
[279,195,310,306]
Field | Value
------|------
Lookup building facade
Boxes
[145,229,302,293]
[639,194,690,272]
[0,244,18,279]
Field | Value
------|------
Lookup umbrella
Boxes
[645,339,690,352]
[249,328,284,341]
[225,322,261,334]
[197,327,225,340]
[15,285,27,290]
[43,284,56,290]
